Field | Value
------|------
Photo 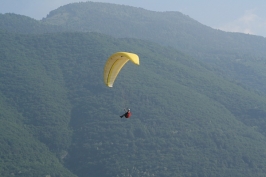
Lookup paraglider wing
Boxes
[103,52,139,87]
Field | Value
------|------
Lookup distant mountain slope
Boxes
[42,2,266,57]
[41,2,266,94]
[42,2,215,52]
[0,31,76,177]
[2,2,266,95]
[0,13,67,34]
[2,30,266,176]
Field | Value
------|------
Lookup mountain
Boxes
[0,13,67,34]
[0,31,76,177]
[41,1,266,95]
[2,2,266,95]
[2,28,266,176]
[2,1,266,177]
[41,2,266,57]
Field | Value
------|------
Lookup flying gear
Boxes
[103,52,139,118]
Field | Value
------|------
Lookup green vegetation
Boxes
[1,30,266,176]
[0,31,76,177]
[2,2,266,94]
[41,2,266,94]
[0,13,67,34]
[1,2,266,177]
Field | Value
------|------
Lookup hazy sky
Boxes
[1,0,266,37]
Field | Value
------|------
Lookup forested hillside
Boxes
[2,2,266,94]
[41,2,266,58]
[1,29,266,176]
[41,2,266,94]
[2,1,266,177]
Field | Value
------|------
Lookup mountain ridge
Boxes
[1,2,266,177]
[40,2,266,95]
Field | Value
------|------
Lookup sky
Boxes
[1,0,266,37]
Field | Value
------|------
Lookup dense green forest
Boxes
[42,2,266,95]
[1,1,266,177]
[0,13,67,34]
[2,1,266,94]
[2,30,266,176]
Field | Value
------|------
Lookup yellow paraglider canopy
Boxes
[103,52,139,87]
